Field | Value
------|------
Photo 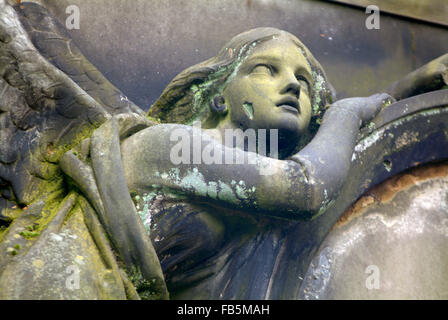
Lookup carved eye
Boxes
[251,64,274,76]
[296,75,310,93]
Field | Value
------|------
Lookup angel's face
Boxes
[222,36,313,141]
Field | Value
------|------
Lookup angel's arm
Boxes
[121,93,391,220]
[387,54,448,100]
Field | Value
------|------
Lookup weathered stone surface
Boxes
[300,163,448,299]
[0,1,144,299]
[328,0,448,27]
[22,0,448,108]
[0,201,127,299]
[1,0,447,300]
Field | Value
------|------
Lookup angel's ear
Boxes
[210,95,228,116]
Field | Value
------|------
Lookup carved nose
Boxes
[281,78,301,98]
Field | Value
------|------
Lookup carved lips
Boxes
[276,96,300,114]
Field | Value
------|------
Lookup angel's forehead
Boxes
[244,35,312,72]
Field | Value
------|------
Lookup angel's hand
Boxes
[330,93,395,125]
[387,53,448,100]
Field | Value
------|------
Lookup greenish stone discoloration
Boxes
[242,102,254,120]
[207,181,218,199]
[133,191,164,234]
[312,71,324,114]
[149,27,333,133]
[141,167,258,207]
[0,197,128,299]
[383,160,392,172]
[352,128,386,161]
[127,266,164,300]
[180,168,209,195]
[2,0,448,300]
[235,180,256,200]
[216,180,238,203]
[187,43,257,125]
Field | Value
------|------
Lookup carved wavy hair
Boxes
[149,27,335,138]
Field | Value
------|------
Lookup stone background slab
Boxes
[18,0,448,110]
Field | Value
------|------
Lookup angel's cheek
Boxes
[298,94,312,132]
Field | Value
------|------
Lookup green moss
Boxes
[153,167,255,205]
[21,124,93,204]
[146,115,161,124]
[382,99,393,109]
[383,160,392,172]
[25,223,39,232]
[25,164,66,212]
[19,230,40,239]
[313,199,335,220]
[242,102,254,120]
[21,189,68,240]
[234,180,255,200]
[127,267,166,300]
[217,181,238,204]
[63,200,80,224]
[0,225,7,240]
[187,43,257,125]
[44,125,96,164]
[312,71,324,115]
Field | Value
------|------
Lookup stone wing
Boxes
[0,0,167,299]
[0,0,146,217]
